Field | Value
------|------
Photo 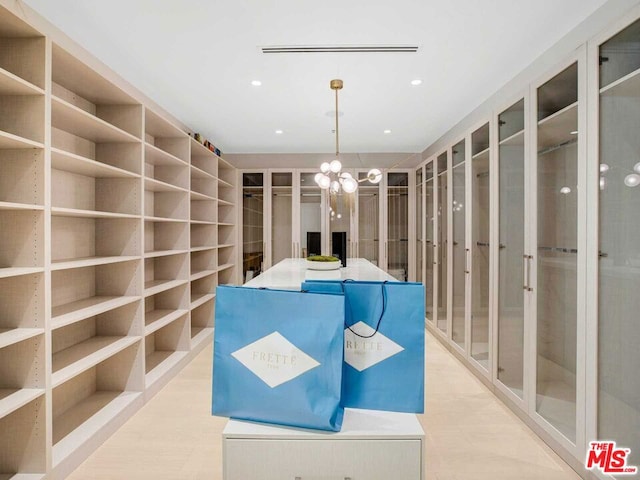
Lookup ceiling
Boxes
[23,0,609,155]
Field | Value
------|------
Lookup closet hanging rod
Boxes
[537,138,577,156]
[538,246,578,254]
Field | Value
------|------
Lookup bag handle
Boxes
[342,280,388,339]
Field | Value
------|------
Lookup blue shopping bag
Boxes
[301,280,425,413]
[212,285,345,431]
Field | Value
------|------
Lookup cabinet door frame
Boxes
[239,169,269,279]
[492,90,532,413]
[527,46,588,458]
[266,168,296,268]
[449,136,469,358]
[585,6,640,467]
[424,155,438,330]
[381,168,415,280]
[465,115,497,381]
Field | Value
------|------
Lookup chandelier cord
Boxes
[335,87,339,157]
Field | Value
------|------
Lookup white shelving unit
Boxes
[0,3,238,478]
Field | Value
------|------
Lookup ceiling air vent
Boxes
[260,45,419,54]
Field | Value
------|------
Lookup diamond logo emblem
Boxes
[344,322,404,371]
[231,331,320,388]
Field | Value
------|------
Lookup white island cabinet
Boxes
[223,409,424,480]
[222,257,424,480]
[243,257,396,290]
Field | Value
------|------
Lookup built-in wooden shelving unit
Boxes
[0,3,237,478]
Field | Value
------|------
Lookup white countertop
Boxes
[243,258,397,290]
[223,408,424,440]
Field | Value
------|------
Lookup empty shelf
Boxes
[144,216,188,223]
[0,328,43,349]
[190,245,216,252]
[144,142,188,167]
[218,244,234,249]
[191,327,213,347]
[145,309,188,336]
[53,391,141,466]
[0,130,43,150]
[51,256,139,271]
[0,388,44,420]
[218,178,233,188]
[189,220,216,226]
[190,190,216,201]
[600,66,640,97]
[144,249,189,259]
[217,263,234,272]
[144,279,188,297]
[51,148,139,179]
[145,351,187,387]
[0,67,45,96]
[51,207,139,219]
[52,336,140,387]
[472,147,490,160]
[52,96,140,144]
[190,293,215,310]
[217,199,234,206]
[0,473,45,480]
[499,129,525,147]
[52,296,140,330]
[191,164,216,180]
[190,269,216,281]
[0,202,43,211]
[537,101,577,150]
[144,177,187,193]
[0,267,43,279]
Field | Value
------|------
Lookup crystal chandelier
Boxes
[314,79,382,193]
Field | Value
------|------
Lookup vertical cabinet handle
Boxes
[465,248,470,274]
[523,254,533,291]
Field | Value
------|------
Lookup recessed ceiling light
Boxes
[275,129,283,134]
[410,79,422,86]
[251,80,262,86]
[384,129,392,134]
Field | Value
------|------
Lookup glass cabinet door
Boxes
[497,100,526,398]
[425,162,435,320]
[598,19,640,467]
[535,63,579,442]
[436,153,448,333]
[452,140,467,349]
[271,172,292,265]
[299,172,323,258]
[357,172,380,265]
[387,172,409,281]
[416,168,423,284]
[471,124,491,368]
[242,172,264,282]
